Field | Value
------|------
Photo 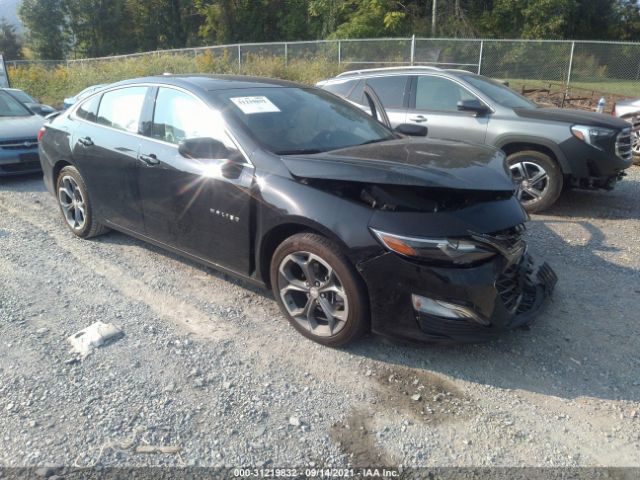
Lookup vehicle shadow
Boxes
[0,173,46,193]
[544,168,640,220]
[347,200,640,403]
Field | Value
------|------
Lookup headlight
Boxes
[370,228,497,265]
[571,125,616,150]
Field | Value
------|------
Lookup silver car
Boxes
[613,98,639,158]
[318,66,633,213]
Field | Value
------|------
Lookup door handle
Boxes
[77,136,94,147]
[138,154,160,166]
[409,115,428,123]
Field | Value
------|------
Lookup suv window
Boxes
[415,76,477,112]
[347,80,364,104]
[323,80,357,98]
[76,94,101,123]
[350,76,408,109]
[97,87,147,133]
[151,87,236,149]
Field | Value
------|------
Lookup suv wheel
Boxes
[507,150,562,213]
[270,233,369,347]
[57,166,109,238]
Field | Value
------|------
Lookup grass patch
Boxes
[8,52,638,108]
[506,78,639,97]
[8,53,346,108]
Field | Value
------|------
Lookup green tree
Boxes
[0,18,23,59]
[125,0,198,51]
[18,0,67,59]
[65,0,134,57]
[616,0,640,41]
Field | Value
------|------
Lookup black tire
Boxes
[56,166,109,238]
[506,150,563,213]
[270,232,369,347]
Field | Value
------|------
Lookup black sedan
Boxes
[39,75,556,346]
[0,90,45,176]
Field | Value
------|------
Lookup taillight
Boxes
[611,103,617,116]
[37,127,45,142]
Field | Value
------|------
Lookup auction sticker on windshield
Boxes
[231,96,280,114]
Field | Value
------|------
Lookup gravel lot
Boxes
[0,167,639,470]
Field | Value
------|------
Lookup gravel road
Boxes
[1,168,639,469]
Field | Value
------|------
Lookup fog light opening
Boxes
[411,294,489,326]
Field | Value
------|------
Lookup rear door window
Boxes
[323,80,357,98]
[346,76,409,109]
[364,76,409,109]
[96,86,147,133]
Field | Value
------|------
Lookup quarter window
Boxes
[415,76,477,112]
[96,87,147,133]
[76,95,101,123]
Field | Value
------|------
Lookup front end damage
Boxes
[357,223,557,343]
[280,139,556,342]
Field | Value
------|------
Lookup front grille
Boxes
[0,138,39,151]
[472,224,526,264]
[615,128,633,161]
[417,315,492,338]
[495,256,538,315]
[486,224,526,249]
[0,161,41,173]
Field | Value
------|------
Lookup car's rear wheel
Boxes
[57,166,108,238]
[507,150,562,213]
[270,233,369,347]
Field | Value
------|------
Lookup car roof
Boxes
[329,66,474,81]
[112,74,302,92]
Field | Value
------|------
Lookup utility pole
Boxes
[431,0,437,37]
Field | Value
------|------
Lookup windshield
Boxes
[462,75,537,109]
[7,89,36,104]
[212,87,395,155]
[0,91,32,117]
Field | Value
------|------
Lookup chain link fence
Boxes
[6,37,640,97]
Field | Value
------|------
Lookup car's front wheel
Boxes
[507,150,563,214]
[270,233,369,347]
[57,166,108,238]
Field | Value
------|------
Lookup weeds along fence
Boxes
[6,37,640,106]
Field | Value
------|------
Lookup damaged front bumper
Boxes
[357,251,557,343]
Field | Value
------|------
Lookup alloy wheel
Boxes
[58,175,87,230]
[632,127,640,155]
[277,251,349,337]
[510,161,550,204]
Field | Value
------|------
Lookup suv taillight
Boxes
[37,127,45,142]
[611,103,617,116]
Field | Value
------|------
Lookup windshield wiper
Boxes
[276,148,324,155]
[356,138,390,147]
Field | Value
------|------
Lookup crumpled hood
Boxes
[281,138,515,192]
[0,115,45,141]
[514,107,630,128]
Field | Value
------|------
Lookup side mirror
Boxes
[178,137,230,160]
[395,123,428,137]
[28,105,43,115]
[39,105,56,116]
[457,99,489,115]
